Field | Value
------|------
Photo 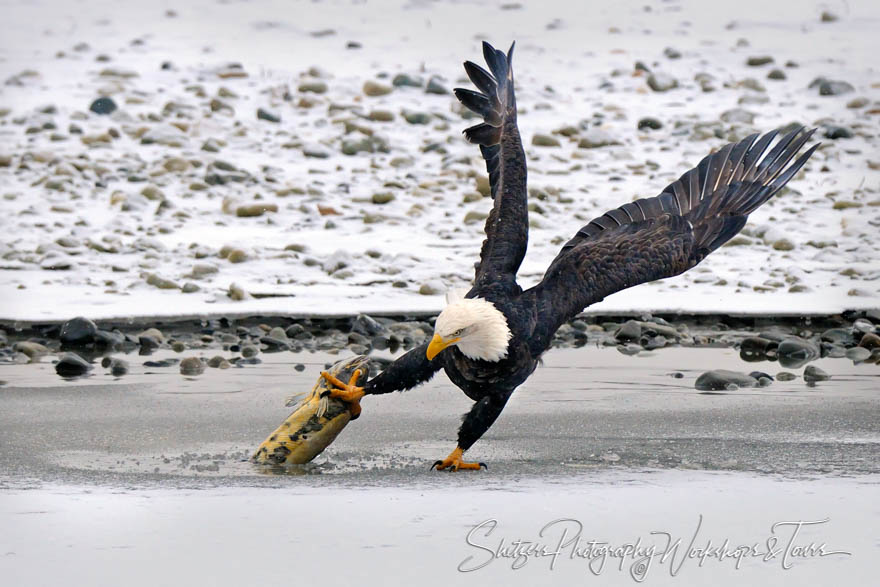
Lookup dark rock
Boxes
[695,370,757,391]
[824,125,853,139]
[260,335,290,350]
[809,78,854,96]
[614,320,641,342]
[776,371,796,381]
[208,356,231,369]
[139,335,161,351]
[94,329,125,347]
[55,352,92,377]
[348,332,371,346]
[746,56,774,66]
[767,69,786,80]
[143,358,179,368]
[821,327,854,345]
[89,97,117,115]
[748,371,774,381]
[233,356,262,366]
[425,76,448,94]
[822,343,847,358]
[637,117,662,130]
[403,111,431,125]
[353,314,384,336]
[101,357,129,376]
[392,73,423,87]
[180,356,205,376]
[294,363,306,372]
[858,332,880,350]
[777,338,820,369]
[640,335,667,350]
[241,344,259,358]
[59,316,98,345]
[256,107,280,123]
[285,324,306,338]
[803,365,830,383]
[616,343,641,356]
[663,47,681,59]
[740,336,778,361]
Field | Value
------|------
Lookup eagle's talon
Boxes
[319,369,365,417]
[431,447,485,472]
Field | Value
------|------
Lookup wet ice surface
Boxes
[1,346,877,486]
[1,345,878,586]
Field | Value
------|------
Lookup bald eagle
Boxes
[320,42,818,471]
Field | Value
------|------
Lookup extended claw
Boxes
[319,369,366,418]
[431,447,487,471]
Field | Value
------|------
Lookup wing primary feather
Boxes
[529,127,819,335]
[463,122,502,146]
[741,129,778,181]
[463,61,498,98]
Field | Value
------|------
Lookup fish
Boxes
[252,355,370,466]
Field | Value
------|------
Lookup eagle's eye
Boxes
[452,328,465,337]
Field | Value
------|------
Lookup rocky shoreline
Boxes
[2,310,878,387]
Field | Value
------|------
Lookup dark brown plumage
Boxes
[348,41,820,468]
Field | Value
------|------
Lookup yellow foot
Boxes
[320,369,366,419]
[431,447,487,471]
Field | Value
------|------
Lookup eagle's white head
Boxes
[426,295,512,363]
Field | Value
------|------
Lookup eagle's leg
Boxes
[432,390,511,471]
[320,369,365,418]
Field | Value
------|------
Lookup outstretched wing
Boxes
[454,41,528,292]
[526,127,818,342]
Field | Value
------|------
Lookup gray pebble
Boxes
[180,356,205,376]
[845,347,871,364]
[614,320,641,342]
[425,76,448,94]
[647,72,678,92]
[363,80,392,96]
[13,341,49,359]
[695,370,758,391]
[803,365,830,383]
[207,356,231,369]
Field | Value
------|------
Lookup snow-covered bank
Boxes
[1,0,878,322]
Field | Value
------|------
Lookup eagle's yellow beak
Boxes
[426,333,460,361]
